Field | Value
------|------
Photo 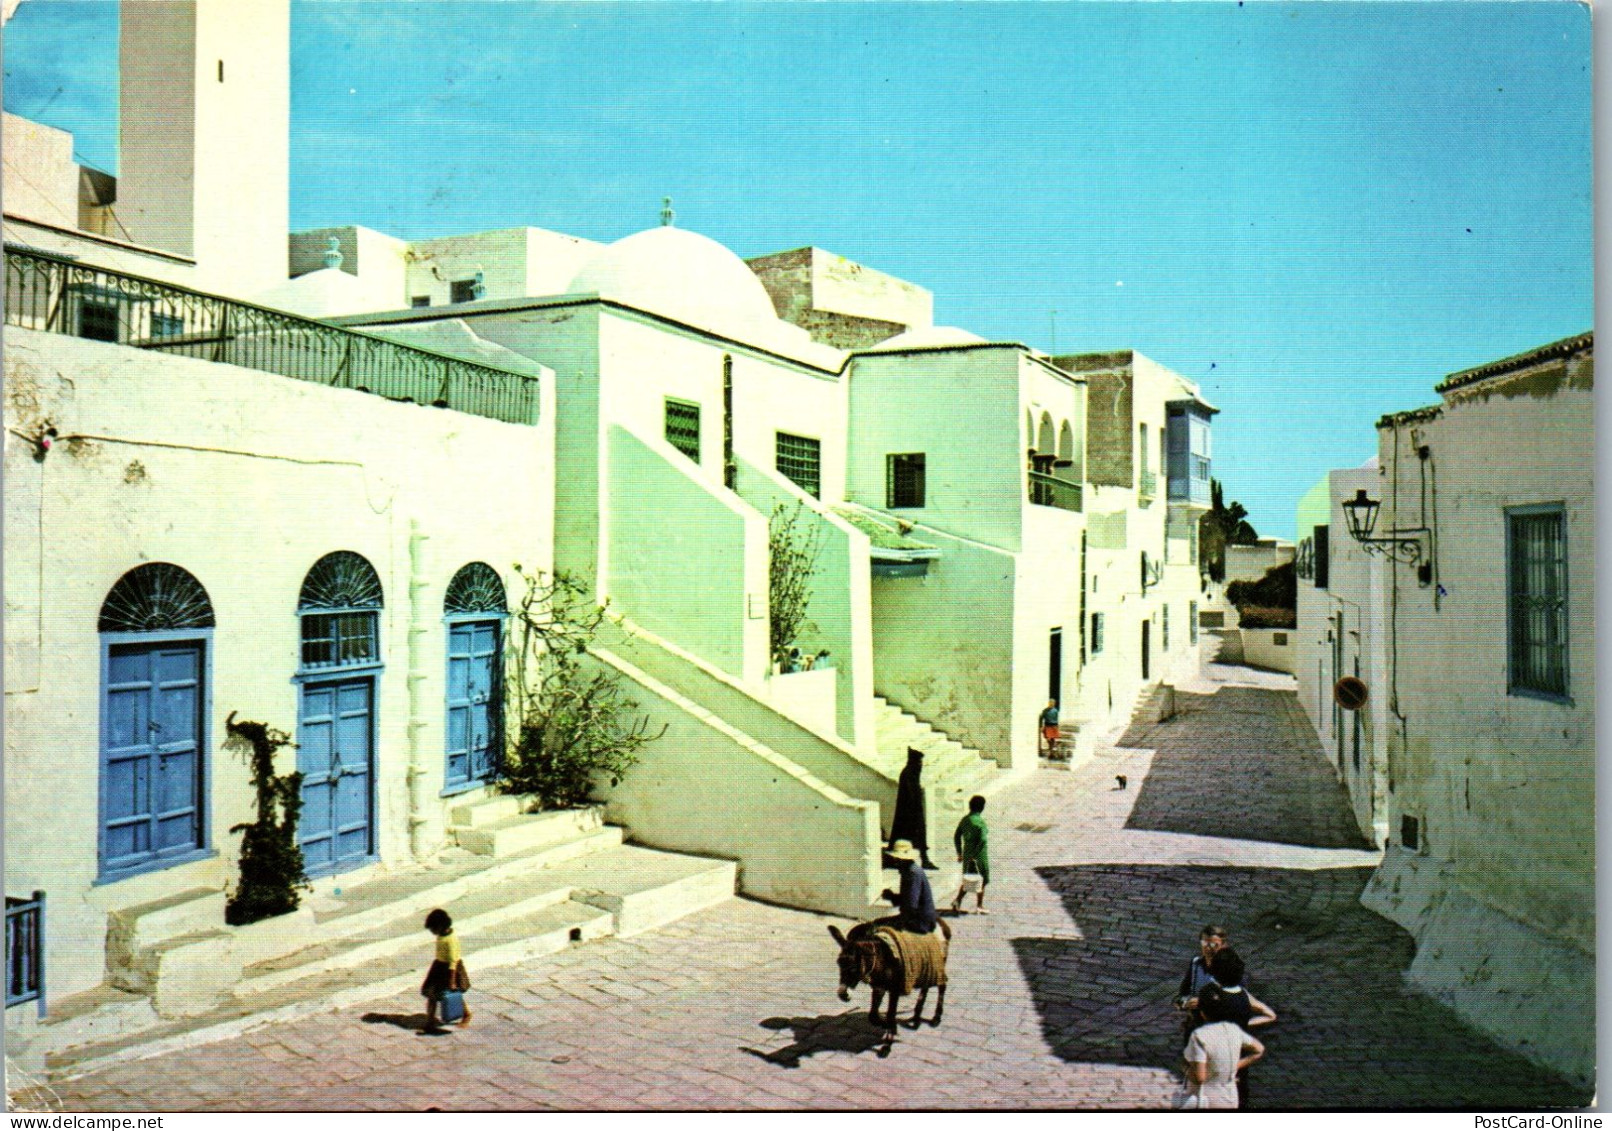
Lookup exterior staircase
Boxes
[10,800,734,1082]
[870,696,1002,836]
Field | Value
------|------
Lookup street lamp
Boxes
[1340,487,1433,585]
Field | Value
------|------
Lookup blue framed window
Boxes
[1507,504,1569,701]
[443,563,507,793]
[98,564,215,882]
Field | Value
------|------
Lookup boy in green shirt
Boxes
[950,795,991,915]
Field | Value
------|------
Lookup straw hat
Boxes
[887,839,921,862]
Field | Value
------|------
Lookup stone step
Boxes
[304,826,622,948]
[453,805,611,857]
[105,888,227,960]
[447,792,531,828]
[46,901,617,1082]
[111,929,242,1022]
[550,846,737,938]
[38,842,737,1082]
[235,875,580,998]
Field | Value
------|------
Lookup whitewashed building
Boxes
[3,0,1221,1049]
[1294,462,1389,847]
[1305,334,1594,1085]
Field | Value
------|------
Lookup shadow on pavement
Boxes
[360,1011,437,1034]
[1011,862,1586,1109]
[740,1011,895,1067]
[1120,686,1372,850]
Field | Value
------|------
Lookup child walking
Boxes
[421,908,472,1033]
[950,795,991,914]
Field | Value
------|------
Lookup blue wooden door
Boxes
[298,678,374,875]
[102,643,203,875]
[446,621,500,789]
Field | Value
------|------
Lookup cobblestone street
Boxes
[22,660,1590,1111]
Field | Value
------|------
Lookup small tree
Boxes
[500,567,663,810]
[769,501,822,668]
[1199,478,1260,582]
[223,712,308,926]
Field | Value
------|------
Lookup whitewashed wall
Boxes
[3,328,554,999]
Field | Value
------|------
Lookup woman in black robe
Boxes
[888,748,936,869]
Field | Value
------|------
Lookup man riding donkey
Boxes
[828,837,951,1045]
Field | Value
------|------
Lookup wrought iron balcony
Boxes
[1027,471,1082,512]
[4,246,541,426]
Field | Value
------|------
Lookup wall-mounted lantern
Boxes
[1341,486,1433,585]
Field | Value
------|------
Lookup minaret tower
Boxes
[116,0,290,295]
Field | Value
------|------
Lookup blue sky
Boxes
[5,1,1592,539]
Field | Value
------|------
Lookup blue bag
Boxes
[438,989,466,1024]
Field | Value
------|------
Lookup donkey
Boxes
[828,919,952,1040]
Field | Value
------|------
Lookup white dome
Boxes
[566,226,781,335]
[871,324,988,350]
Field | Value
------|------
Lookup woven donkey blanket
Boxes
[872,925,948,995]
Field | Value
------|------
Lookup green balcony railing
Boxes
[4,246,541,426]
[1028,471,1082,512]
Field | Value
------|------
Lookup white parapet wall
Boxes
[590,649,883,918]
[1237,627,1297,674]
[604,424,768,686]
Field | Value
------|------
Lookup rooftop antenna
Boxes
[660,196,675,227]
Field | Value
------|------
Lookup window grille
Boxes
[887,453,925,508]
[150,312,184,339]
[411,295,432,308]
[1508,505,1569,699]
[445,562,507,616]
[299,551,383,670]
[665,399,701,462]
[1162,605,1170,651]
[776,432,822,499]
[99,563,216,632]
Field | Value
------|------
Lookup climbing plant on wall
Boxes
[769,501,822,668]
[500,567,663,810]
[223,712,308,926]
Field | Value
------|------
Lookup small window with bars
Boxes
[1507,504,1569,700]
[300,611,379,669]
[776,432,822,499]
[665,399,701,463]
[887,453,925,508]
[450,279,479,304]
[411,295,432,308]
[79,299,119,342]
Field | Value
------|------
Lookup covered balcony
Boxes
[1166,397,1216,508]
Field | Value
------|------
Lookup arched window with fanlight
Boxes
[296,551,383,876]
[443,562,507,792]
[98,563,216,880]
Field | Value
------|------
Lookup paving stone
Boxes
[26,657,1589,1111]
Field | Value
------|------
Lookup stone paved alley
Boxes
[14,658,1591,1111]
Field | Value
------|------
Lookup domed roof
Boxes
[566,226,781,335]
[870,324,988,351]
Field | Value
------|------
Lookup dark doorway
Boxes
[1048,628,1062,705]
[1141,620,1151,681]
